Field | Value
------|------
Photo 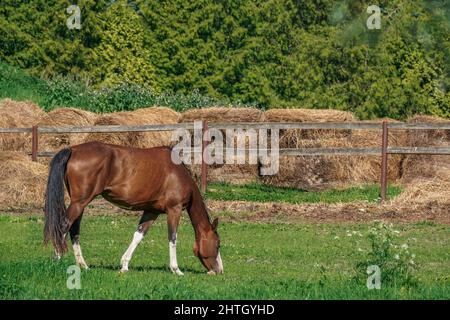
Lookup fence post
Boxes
[31,125,38,162]
[380,121,388,202]
[201,120,208,194]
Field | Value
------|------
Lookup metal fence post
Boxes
[380,121,388,202]
[31,125,38,162]
[201,120,208,194]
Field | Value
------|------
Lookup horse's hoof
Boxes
[78,262,89,270]
[120,268,128,273]
[171,268,184,276]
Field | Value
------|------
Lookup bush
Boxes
[354,221,418,288]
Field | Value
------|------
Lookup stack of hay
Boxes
[39,107,97,150]
[180,107,264,184]
[349,118,407,184]
[0,151,48,209]
[260,108,357,190]
[0,99,50,152]
[394,115,450,207]
[401,115,450,182]
[84,107,180,148]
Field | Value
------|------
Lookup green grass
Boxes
[206,183,402,204]
[0,214,448,299]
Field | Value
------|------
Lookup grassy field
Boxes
[206,183,402,204]
[0,214,448,300]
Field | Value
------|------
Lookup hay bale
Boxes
[0,99,49,152]
[180,107,263,185]
[263,108,356,143]
[0,156,48,209]
[263,108,355,122]
[260,116,408,189]
[260,137,355,190]
[401,115,450,183]
[350,118,407,183]
[39,108,97,150]
[84,107,180,148]
[259,109,355,189]
[181,107,263,123]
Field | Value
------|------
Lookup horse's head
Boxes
[193,217,223,275]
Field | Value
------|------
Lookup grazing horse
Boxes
[43,141,223,275]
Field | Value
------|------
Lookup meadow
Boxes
[0,213,448,300]
[205,183,402,204]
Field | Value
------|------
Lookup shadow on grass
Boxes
[89,263,204,274]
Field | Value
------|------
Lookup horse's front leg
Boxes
[120,211,158,272]
[167,205,184,276]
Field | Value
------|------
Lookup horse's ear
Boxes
[212,218,219,230]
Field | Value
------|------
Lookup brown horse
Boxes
[43,141,223,275]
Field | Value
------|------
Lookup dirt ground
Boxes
[3,197,449,225]
[207,199,450,224]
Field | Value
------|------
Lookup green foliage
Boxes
[355,221,418,288]
[0,0,449,119]
[0,61,238,112]
[206,182,402,204]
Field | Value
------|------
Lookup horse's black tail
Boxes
[44,148,72,255]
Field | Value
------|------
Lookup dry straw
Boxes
[0,99,49,152]
[84,107,180,148]
[0,100,448,209]
[401,115,450,183]
[0,152,48,208]
[349,118,407,184]
[181,107,263,123]
[261,108,357,190]
[39,107,97,151]
[181,107,263,185]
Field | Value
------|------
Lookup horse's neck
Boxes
[188,188,212,238]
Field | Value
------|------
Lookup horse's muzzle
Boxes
[207,252,224,275]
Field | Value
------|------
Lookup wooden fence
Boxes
[1,120,449,202]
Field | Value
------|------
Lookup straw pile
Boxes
[260,108,357,190]
[349,118,407,183]
[0,99,49,152]
[401,115,450,183]
[84,107,180,148]
[39,107,97,150]
[393,167,450,206]
[181,107,263,123]
[0,151,48,208]
[263,108,355,142]
[181,107,263,185]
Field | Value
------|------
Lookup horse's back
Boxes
[66,142,194,211]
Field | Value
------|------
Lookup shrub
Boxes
[355,221,418,288]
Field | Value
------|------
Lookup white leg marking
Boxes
[216,252,223,274]
[54,249,61,260]
[73,242,89,269]
[169,237,184,276]
[120,231,144,272]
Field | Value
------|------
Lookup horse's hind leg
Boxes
[167,204,183,276]
[120,211,159,273]
[67,202,89,269]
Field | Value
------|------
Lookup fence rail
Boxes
[1,120,449,202]
[2,121,450,134]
